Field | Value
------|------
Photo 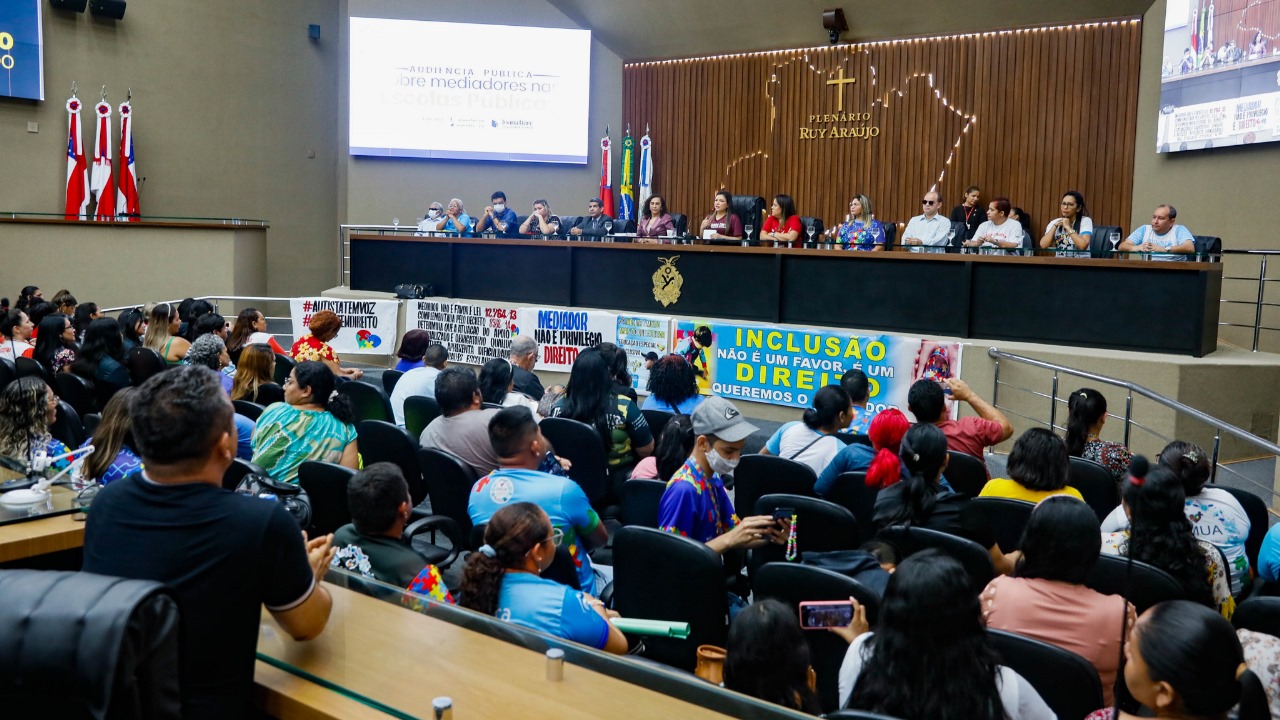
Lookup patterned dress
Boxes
[1100,530,1235,619]
[250,403,356,484]
[836,218,885,250]
[1080,439,1133,482]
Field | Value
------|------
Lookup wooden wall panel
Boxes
[624,20,1143,236]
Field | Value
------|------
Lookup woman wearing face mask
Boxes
[656,396,787,555]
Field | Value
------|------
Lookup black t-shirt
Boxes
[949,204,984,240]
[82,473,315,720]
[512,365,545,401]
[871,483,995,549]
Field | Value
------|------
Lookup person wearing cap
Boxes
[657,396,787,554]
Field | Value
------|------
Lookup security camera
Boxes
[823,8,848,45]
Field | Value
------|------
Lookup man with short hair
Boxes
[82,365,334,720]
[476,190,520,238]
[839,367,880,435]
[901,191,951,253]
[416,201,445,235]
[420,366,502,477]
[568,197,612,238]
[468,406,609,593]
[331,462,453,601]
[965,197,1024,252]
[519,198,561,237]
[508,334,544,400]
[907,377,1013,476]
[391,343,448,426]
[1118,204,1196,261]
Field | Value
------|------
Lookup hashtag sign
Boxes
[302,300,313,312]
[302,314,312,326]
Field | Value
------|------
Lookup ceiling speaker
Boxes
[89,0,126,20]
[49,0,88,12]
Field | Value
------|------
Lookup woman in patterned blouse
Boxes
[290,309,363,380]
[1064,387,1132,482]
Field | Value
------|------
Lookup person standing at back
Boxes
[949,185,984,240]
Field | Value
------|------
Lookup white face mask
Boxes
[493,203,506,213]
[427,209,441,219]
[705,447,739,476]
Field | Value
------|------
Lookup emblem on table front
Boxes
[652,256,683,307]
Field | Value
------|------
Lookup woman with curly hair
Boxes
[642,354,704,415]
[225,307,286,362]
[458,501,628,654]
[1102,465,1233,618]
[186,334,234,395]
[290,309,363,380]
[837,550,1052,718]
[0,377,71,470]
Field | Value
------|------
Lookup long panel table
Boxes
[349,236,1222,356]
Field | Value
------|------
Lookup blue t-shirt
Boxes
[1258,524,1280,584]
[234,413,255,461]
[393,358,424,373]
[1122,223,1195,260]
[815,443,877,497]
[640,393,704,415]
[496,571,611,649]
[468,467,602,594]
[841,406,880,436]
[658,457,737,544]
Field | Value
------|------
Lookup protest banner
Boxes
[290,297,400,356]
[616,314,672,394]
[406,299,518,366]
[516,307,614,372]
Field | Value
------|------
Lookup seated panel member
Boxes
[519,199,561,237]
[835,194,886,251]
[699,189,743,240]
[568,197,612,238]
[416,202,444,235]
[901,191,951,253]
[1038,191,1094,256]
[964,196,1024,253]
[476,191,520,238]
[636,194,675,241]
[760,194,802,247]
[434,197,473,236]
[1118,204,1196,261]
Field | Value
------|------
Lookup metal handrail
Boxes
[98,296,296,342]
[987,347,1280,485]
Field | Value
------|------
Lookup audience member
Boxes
[839,367,880,434]
[642,354,704,414]
[966,196,1024,252]
[657,396,784,554]
[0,377,71,468]
[180,300,215,342]
[30,313,77,373]
[475,190,519,238]
[835,194,885,251]
[949,185,984,240]
[836,550,1052,718]
[187,334,234,394]
[468,406,609,593]
[636,194,675,240]
[191,312,228,342]
[434,197,473,235]
[82,365,334,719]
[51,289,77,316]
[251,360,359,484]
[230,343,283,405]
[724,598,821,714]
[291,309,363,380]
[593,341,638,403]
[549,348,653,492]
[1118,204,1195,260]
[508,335,544,400]
[143,301,191,365]
[761,193,802,247]
[518,199,560,237]
[759,384,851,476]
[979,428,1084,502]
[699,189,744,240]
[816,408,910,496]
[459,502,628,653]
[1101,465,1233,618]
[568,197,613,238]
[226,307,286,361]
[392,329,432,372]
[630,413,694,481]
[0,308,35,362]
[70,317,131,389]
[26,301,57,336]
[71,301,101,342]
[478,357,540,415]
[1039,191,1094,255]
[907,377,1013,476]
[390,343,448,426]
[1065,387,1133,482]
[75,388,142,485]
[1010,207,1034,241]
[331,462,452,602]
[982,496,1133,704]
[117,307,146,352]
[14,285,42,312]
[902,190,951,252]
[419,366,501,477]
[642,351,659,370]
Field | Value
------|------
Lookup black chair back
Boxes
[356,420,426,506]
[125,347,166,386]
[948,220,968,252]
[1091,225,1122,258]
[417,447,478,548]
[1083,553,1185,613]
[404,395,443,440]
[1206,483,1268,570]
[753,494,860,564]
[221,458,269,491]
[825,711,902,720]
[670,213,689,237]
[798,216,825,242]
[273,353,296,385]
[82,413,102,439]
[50,400,84,450]
[381,369,404,396]
[93,379,126,412]
[0,358,15,391]
[1233,596,1280,636]
[297,461,356,537]
[988,629,1104,720]
[968,497,1035,553]
[728,195,766,242]
[539,417,609,505]
[640,409,673,439]
[231,400,266,422]
[15,356,52,384]
[612,526,728,671]
[620,478,667,528]
[823,472,879,543]
[754,562,882,713]
[253,382,285,406]
[1193,234,1223,261]
[558,216,580,237]
[944,451,987,497]
[340,380,394,425]
[1068,456,1120,521]
[733,455,817,522]
[1239,665,1272,720]
[880,222,897,250]
[877,525,995,589]
[53,372,97,418]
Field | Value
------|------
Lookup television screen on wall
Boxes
[0,0,45,102]
[1158,0,1280,153]
[348,17,591,164]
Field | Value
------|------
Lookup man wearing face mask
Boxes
[657,396,787,554]
[476,191,520,238]
[417,202,444,235]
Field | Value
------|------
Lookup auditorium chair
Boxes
[539,416,610,506]
[823,472,878,543]
[943,450,988,497]
[381,369,404,396]
[126,347,166,386]
[754,562,882,713]
[273,353,295,386]
[750,494,859,578]
[670,213,689,237]
[403,395,442,440]
[1089,225,1121,258]
[1194,235,1223,261]
[297,461,355,537]
[988,629,1104,720]
[733,455,817,522]
[231,400,266,422]
[968,497,1035,553]
[221,458,269,491]
[825,712,902,720]
[620,218,637,234]
[1084,553,1184,613]
[417,447,479,549]
[16,356,53,385]
[730,195,766,243]
[948,220,968,252]
[558,215,580,237]
[53,372,97,418]
[619,479,666,529]
[1206,483,1268,570]
[356,420,427,506]
[513,214,527,234]
[82,413,101,439]
[339,380,394,424]
[1067,456,1120,521]
[877,525,995,589]
[1233,596,1280,636]
[0,358,15,391]
[879,222,897,250]
[798,216,825,244]
[50,400,84,450]
[640,409,673,438]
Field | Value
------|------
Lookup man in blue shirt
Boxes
[839,367,880,435]
[475,190,520,238]
[1118,204,1196,260]
[468,406,609,593]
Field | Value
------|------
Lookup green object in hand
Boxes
[610,618,691,639]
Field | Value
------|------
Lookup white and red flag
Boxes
[599,128,615,218]
[116,100,140,220]
[90,100,117,220]
[64,95,89,220]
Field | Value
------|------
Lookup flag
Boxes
[64,96,89,220]
[90,100,117,220]
[116,100,140,220]
[599,128,615,218]
[618,129,635,222]
[1198,3,1208,68]
[638,130,653,209]
[1190,0,1199,54]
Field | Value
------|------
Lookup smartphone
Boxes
[772,507,795,529]
[798,600,854,630]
